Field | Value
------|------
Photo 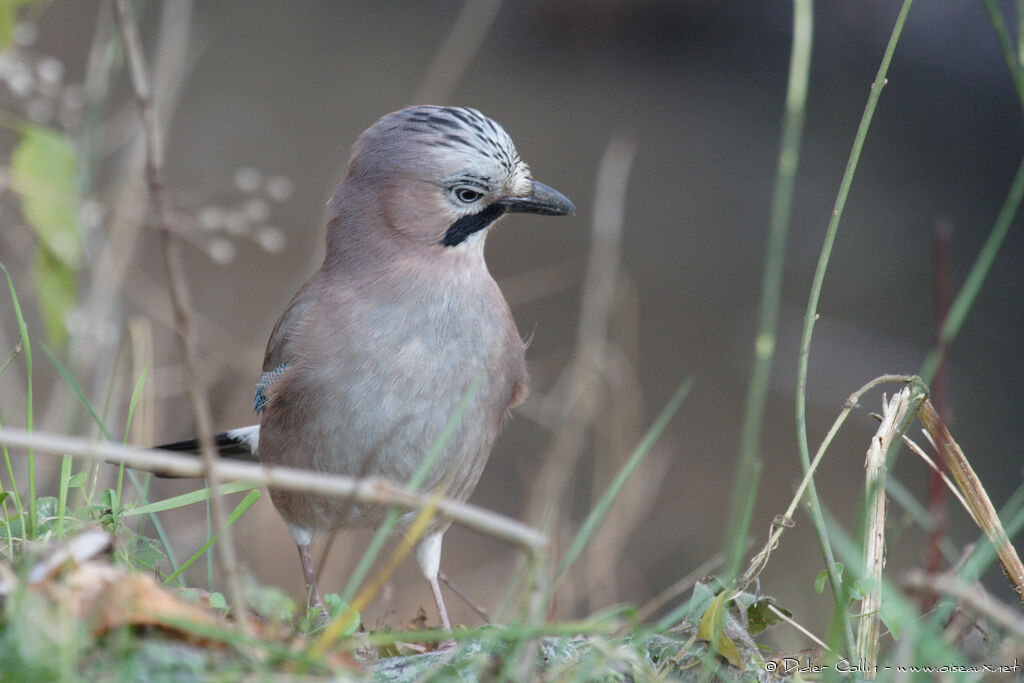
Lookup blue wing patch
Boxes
[254,363,288,415]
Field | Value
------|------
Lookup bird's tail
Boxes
[154,425,260,476]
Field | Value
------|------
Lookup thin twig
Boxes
[79,1,194,407]
[0,427,548,552]
[112,0,246,626]
[439,572,492,624]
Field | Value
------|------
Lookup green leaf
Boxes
[878,600,903,639]
[12,126,82,266]
[746,597,790,636]
[0,0,36,51]
[323,594,360,637]
[851,577,873,600]
[67,471,86,488]
[12,126,82,350]
[697,591,744,671]
[814,568,829,594]
[32,248,76,349]
[207,591,228,611]
[814,563,844,594]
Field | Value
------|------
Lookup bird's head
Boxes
[339,106,574,251]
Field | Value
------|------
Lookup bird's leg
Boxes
[290,524,327,622]
[427,573,452,631]
[416,531,457,649]
[297,542,327,616]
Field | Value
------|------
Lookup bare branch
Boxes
[0,427,548,552]
[110,0,248,626]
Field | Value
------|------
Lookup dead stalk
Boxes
[111,0,249,629]
[918,400,1024,606]
[0,427,547,552]
[855,385,925,675]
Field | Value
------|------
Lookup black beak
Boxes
[498,180,576,216]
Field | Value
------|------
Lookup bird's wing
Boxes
[254,363,288,414]
[256,277,320,415]
[263,278,316,371]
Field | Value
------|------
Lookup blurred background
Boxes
[0,1,1021,647]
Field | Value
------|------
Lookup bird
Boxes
[161,105,574,630]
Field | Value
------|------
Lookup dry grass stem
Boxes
[856,386,923,675]
[739,374,918,592]
[413,0,504,104]
[0,427,547,552]
[111,0,249,627]
[766,602,834,654]
[917,400,1024,606]
[583,280,646,611]
[900,432,971,514]
[526,132,637,528]
[901,569,1024,638]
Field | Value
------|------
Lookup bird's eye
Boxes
[453,186,484,204]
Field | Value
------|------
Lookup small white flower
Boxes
[207,238,236,264]
[37,57,63,85]
[235,167,261,193]
[257,226,286,253]
[198,206,226,230]
[266,175,293,202]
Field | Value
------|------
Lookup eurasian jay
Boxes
[164,106,574,629]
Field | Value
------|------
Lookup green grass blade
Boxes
[113,367,148,533]
[0,417,25,531]
[919,153,1024,384]
[124,481,258,516]
[554,377,693,585]
[112,368,148,532]
[163,489,260,585]
[982,0,1024,113]
[793,1,913,655]
[123,367,148,444]
[126,467,182,579]
[0,341,20,375]
[0,262,34,537]
[723,0,813,583]
[56,454,72,536]
[41,343,114,441]
[39,343,183,567]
